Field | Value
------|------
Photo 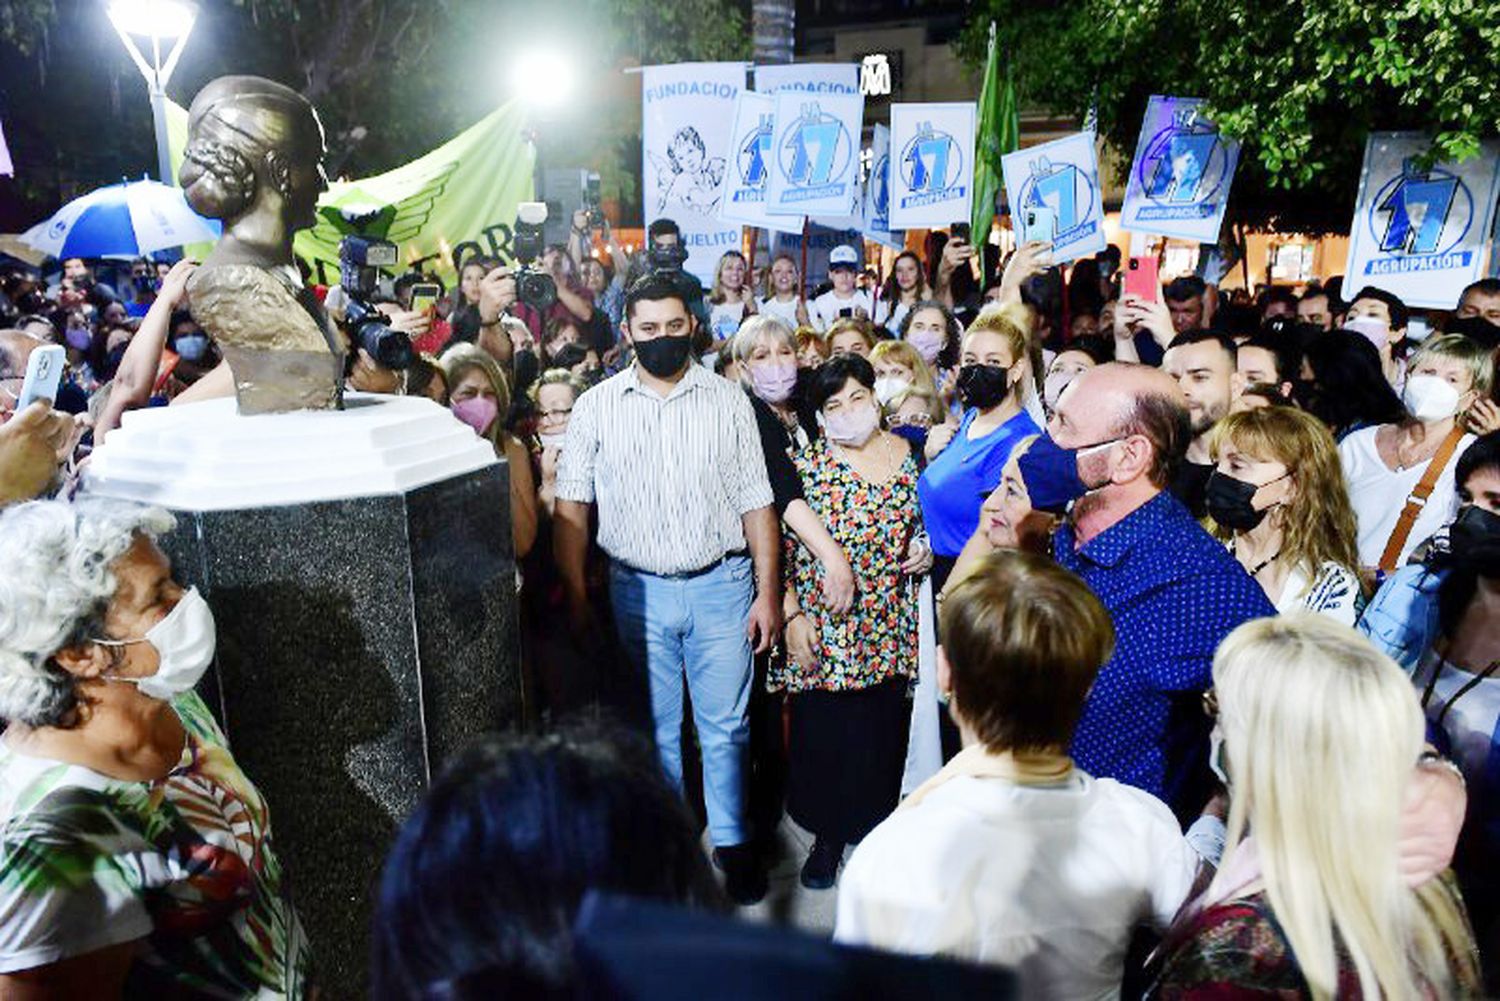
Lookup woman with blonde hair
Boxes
[826,316,877,359]
[439,342,538,559]
[918,304,1041,591]
[1152,615,1481,998]
[869,339,940,414]
[1339,333,1492,572]
[1206,406,1363,622]
[706,249,756,352]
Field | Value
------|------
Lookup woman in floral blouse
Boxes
[778,354,931,891]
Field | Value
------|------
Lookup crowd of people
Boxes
[0,208,1498,998]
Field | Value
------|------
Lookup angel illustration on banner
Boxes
[649,125,726,215]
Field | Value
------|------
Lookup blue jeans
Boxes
[610,556,753,846]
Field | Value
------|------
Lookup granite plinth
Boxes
[83,397,519,997]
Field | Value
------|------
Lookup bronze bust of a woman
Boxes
[180,76,343,414]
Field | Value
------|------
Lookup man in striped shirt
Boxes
[555,271,781,904]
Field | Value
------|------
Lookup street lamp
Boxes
[106,0,198,186]
[506,45,578,240]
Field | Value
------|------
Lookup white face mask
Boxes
[820,403,881,447]
[1401,373,1462,422]
[539,432,568,452]
[1208,726,1230,787]
[1343,315,1390,351]
[1043,372,1074,411]
[98,587,217,701]
[874,375,911,407]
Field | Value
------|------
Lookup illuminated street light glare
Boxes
[509,47,577,111]
[106,0,197,39]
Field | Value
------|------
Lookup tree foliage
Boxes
[0,0,748,228]
[958,0,1500,234]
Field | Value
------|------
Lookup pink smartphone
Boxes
[1123,255,1160,302]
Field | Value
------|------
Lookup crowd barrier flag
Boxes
[1345,132,1500,309]
[642,62,746,284]
[1120,96,1240,244]
[889,102,976,231]
[1000,132,1108,264]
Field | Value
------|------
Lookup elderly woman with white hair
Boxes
[730,314,855,856]
[0,499,307,996]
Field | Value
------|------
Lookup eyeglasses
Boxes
[1200,688,1219,719]
[538,407,573,421]
[887,412,933,429]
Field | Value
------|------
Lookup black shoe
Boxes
[799,839,842,890]
[714,842,768,906]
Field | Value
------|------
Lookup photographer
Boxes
[629,219,710,331]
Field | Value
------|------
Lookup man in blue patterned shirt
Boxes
[1048,364,1275,820]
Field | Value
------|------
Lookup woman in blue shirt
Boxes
[917,306,1041,591]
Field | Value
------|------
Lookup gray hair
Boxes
[0,498,175,727]
[730,314,797,367]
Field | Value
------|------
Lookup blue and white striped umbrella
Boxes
[21,178,220,259]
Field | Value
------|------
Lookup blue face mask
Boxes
[1016,434,1122,514]
[891,424,928,450]
[174,333,210,362]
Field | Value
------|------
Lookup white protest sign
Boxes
[1345,132,1500,309]
[754,63,859,96]
[719,91,778,230]
[641,62,746,282]
[765,91,865,220]
[1120,95,1240,243]
[1001,132,1108,264]
[888,102,976,230]
[863,123,903,249]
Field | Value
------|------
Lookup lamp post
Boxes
[106,0,198,186]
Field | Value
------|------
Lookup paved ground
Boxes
[710,816,846,935]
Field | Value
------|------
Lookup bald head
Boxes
[1051,362,1189,490]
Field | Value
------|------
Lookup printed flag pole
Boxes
[971,23,1018,241]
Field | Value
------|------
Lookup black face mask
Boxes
[956,363,1010,410]
[1449,504,1500,577]
[103,342,130,381]
[1206,470,1283,532]
[633,334,693,378]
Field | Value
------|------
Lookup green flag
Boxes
[971,23,1019,239]
[167,100,535,283]
[294,103,534,287]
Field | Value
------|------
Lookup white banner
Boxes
[1345,132,1500,309]
[720,91,778,230]
[641,62,746,283]
[0,117,12,177]
[1120,96,1240,243]
[1001,132,1108,264]
[863,124,903,249]
[754,62,859,96]
[765,92,865,219]
[888,102,976,230]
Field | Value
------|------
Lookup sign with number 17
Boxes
[1001,131,1107,263]
[1345,132,1500,309]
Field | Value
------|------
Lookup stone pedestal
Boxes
[84,394,520,997]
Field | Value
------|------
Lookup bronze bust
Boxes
[180,76,343,414]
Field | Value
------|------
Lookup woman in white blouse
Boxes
[1205,406,1363,623]
[1339,333,1492,572]
[836,550,1215,999]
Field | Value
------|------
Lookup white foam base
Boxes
[83,393,500,511]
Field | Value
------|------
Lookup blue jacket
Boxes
[1357,564,1445,673]
[1361,564,1500,898]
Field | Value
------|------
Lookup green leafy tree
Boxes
[958,0,1500,234]
[0,0,748,228]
